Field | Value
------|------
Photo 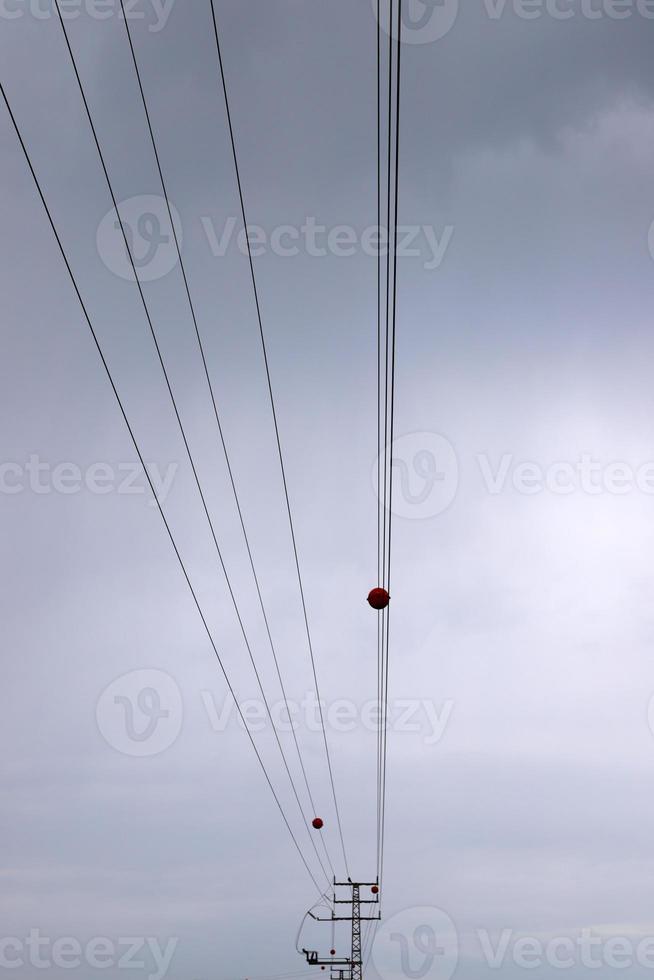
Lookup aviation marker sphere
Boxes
[312,817,324,830]
[367,588,390,610]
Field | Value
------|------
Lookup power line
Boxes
[295,891,336,955]
[51,0,332,891]
[375,0,384,894]
[376,0,395,882]
[363,919,379,969]
[0,78,327,899]
[208,0,350,877]
[378,0,403,890]
[386,0,402,599]
[115,0,336,883]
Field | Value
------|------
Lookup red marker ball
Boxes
[367,587,390,610]
[371,885,379,894]
[312,817,324,830]
[330,950,336,956]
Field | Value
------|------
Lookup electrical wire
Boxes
[376,0,395,883]
[378,0,403,891]
[0,78,327,900]
[364,920,380,969]
[115,0,336,883]
[375,0,384,896]
[208,0,350,877]
[295,891,335,954]
[51,0,332,889]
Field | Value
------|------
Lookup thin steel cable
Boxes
[208,0,349,877]
[364,920,380,969]
[379,0,403,891]
[116,0,336,882]
[386,0,402,597]
[295,891,335,954]
[377,0,395,882]
[381,0,395,591]
[0,79,325,899]
[379,0,396,877]
[52,0,331,888]
[375,0,384,890]
[362,919,375,962]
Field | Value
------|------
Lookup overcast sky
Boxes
[3,1,654,979]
